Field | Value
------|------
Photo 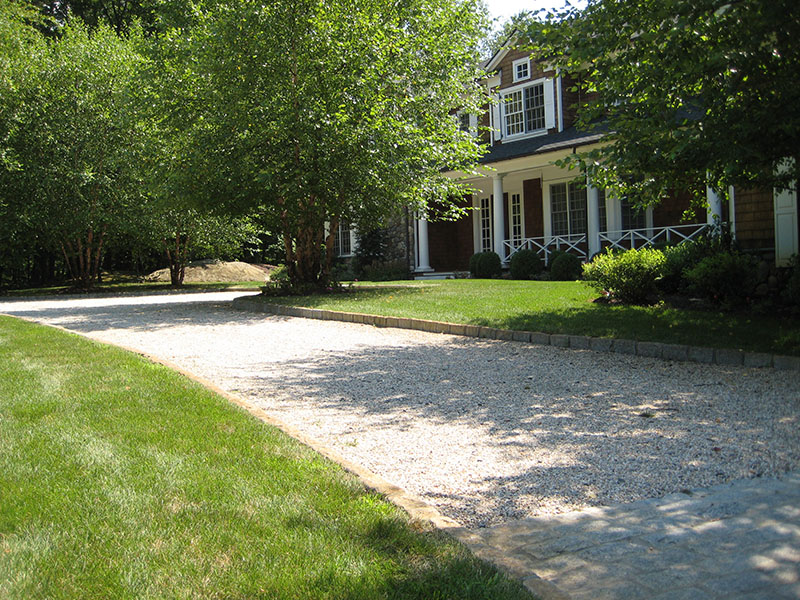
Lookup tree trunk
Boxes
[61,228,105,290]
[164,232,190,287]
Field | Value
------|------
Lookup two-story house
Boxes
[410,38,798,276]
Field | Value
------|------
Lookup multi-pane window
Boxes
[480,197,493,252]
[510,194,523,244]
[569,184,587,234]
[513,58,530,82]
[550,183,587,236]
[458,112,470,132]
[334,221,352,256]
[524,84,545,131]
[621,199,646,230]
[503,90,525,136]
[503,83,545,137]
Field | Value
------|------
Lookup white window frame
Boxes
[550,182,587,237]
[512,57,530,83]
[479,197,493,252]
[456,109,478,137]
[510,193,524,244]
[333,221,357,257]
[500,77,555,141]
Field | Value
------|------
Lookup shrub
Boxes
[469,251,502,278]
[549,252,582,281]
[659,242,705,294]
[583,247,666,304]
[683,252,759,307]
[509,249,543,280]
[784,256,800,306]
[353,228,387,278]
[361,259,409,281]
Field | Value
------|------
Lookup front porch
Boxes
[504,222,712,266]
[413,158,725,273]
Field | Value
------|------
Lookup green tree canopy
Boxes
[1,18,148,288]
[529,0,800,205]
[154,0,488,288]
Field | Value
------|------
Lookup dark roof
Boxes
[479,124,607,164]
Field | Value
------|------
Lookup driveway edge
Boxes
[232,296,799,371]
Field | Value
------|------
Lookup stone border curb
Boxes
[3,311,565,600]
[232,296,799,371]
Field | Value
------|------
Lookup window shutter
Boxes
[492,96,503,141]
[469,113,478,135]
[775,159,798,266]
[775,186,798,266]
[544,79,556,130]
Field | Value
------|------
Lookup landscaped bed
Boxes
[262,279,800,356]
[0,315,530,599]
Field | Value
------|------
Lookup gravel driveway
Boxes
[2,291,798,529]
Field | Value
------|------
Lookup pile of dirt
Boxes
[145,260,274,283]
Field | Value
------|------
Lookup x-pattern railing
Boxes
[503,223,711,265]
[503,234,587,265]
[599,223,709,250]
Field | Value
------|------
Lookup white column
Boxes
[415,215,433,273]
[728,185,736,237]
[586,179,600,258]
[706,185,723,225]
[492,174,505,259]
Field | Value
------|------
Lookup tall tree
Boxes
[529,0,800,205]
[155,0,488,289]
[2,19,147,288]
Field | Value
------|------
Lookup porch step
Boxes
[414,271,457,280]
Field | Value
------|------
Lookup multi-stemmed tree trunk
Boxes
[163,231,190,286]
[61,228,106,290]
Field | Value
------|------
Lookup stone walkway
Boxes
[467,474,800,600]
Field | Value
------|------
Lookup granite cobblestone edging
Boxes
[231,296,800,371]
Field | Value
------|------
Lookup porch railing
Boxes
[599,223,710,251]
[503,234,587,266]
[503,223,711,265]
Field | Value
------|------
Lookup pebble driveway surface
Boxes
[2,291,798,599]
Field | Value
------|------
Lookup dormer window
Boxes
[512,57,530,82]
[456,110,478,137]
[502,82,545,136]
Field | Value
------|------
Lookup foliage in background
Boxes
[155,0,488,289]
[548,251,582,281]
[657,227,736,294]
[0,17,147,289]
[683,252,759,308]
[528,0,800,207]
[583,247,666,304]
[785,257,800,309]
[509,248,543,280]
[469,251,502,279]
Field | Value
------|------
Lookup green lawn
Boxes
[0,315,530,600]
[2,279,263,297]
[269,279,800,356]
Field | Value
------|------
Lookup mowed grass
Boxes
[0,316,530,600]
[269,279,800,356]
[3,279,263,297]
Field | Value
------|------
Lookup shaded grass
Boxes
[268,279,800,356]
[0,315,530,600]
[2,278,263,297]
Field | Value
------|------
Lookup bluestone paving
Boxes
[473,473,800,599]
